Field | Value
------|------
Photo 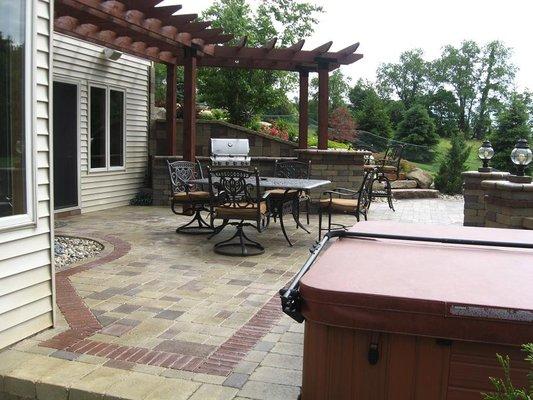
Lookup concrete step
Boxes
[393,189,440,199]
[391,180,418,189]
[523,218,533,230]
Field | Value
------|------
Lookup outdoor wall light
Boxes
[509,138,532,183]
[477,140,494,172]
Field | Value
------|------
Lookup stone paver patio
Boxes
[0,198,463,400]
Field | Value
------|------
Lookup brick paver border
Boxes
[40,233,285,376]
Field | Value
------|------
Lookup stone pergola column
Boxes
[183,49,197,162]
[317,65,329,150]
[165,63,178,156]
[298,70,309,149]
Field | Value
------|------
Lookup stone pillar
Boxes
[296,149,370,208]
[462,171,509,227]
[481,180,533,229]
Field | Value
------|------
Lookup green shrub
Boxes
[482,344,532,400]
[434,132,471,194]
[396,104,439,162]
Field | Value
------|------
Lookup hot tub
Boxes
[282,222,533,400]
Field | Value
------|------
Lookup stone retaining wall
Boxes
[296,149,370,205]
[150,119,297,158]
[481,180,533,229]
[461,171,509,227]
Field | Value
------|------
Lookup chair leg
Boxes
[318,208,323,240]
[213,223,264,257]
[305,199,310,225]
[279,209,293,247]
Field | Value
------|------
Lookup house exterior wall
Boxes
[0,0,55,349]
[53,33,151,213]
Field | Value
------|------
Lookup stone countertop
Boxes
[462,170,510,178]
[295,148,371,155]
[481,179,533,192]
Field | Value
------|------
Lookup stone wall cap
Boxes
[295,149,371,155]
[157,118,298,148]
[481,179,533,192]
[462,171,510,179]
[152,155,297,162]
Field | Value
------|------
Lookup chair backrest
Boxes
[166,160,203,194]
[274,160,311,179]
[379,143,405,179]
[207,167,261,212]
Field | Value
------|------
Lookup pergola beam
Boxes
[166,64,178,155]
[318,66,329,150]
[183,49,198,161]
[298,70,309,150]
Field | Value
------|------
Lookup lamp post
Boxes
[509,139,532,183]
[477,140,494,172]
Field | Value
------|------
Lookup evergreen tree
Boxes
[396,104,439,161]
[490,94,532,172]
[434,133,471,194]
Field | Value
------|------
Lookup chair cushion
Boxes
[172,191,210,203]
[265,189,299,199]
[319,198,359,213]
[215,202,268,220]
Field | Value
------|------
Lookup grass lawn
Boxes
[412,138,481,175]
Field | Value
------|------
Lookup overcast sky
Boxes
[163,0,533,91]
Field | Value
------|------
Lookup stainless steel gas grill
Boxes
[210,138,251,167]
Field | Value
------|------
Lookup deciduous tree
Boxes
[376,49,429,108]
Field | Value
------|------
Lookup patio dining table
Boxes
[192,176,331,246]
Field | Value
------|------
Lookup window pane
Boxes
[110,90,124,167]
[0,0,26,218]
[90,87,106,169]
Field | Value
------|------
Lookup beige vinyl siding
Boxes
[53,34,151,213]
[0,0,54,349]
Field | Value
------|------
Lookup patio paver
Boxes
[0,198,463,399]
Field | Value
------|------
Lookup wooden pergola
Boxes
[54,0,364,161]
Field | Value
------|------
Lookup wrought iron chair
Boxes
[364,143,405,211]
[167,160,213,234]
[266,160,312,239]
[207,168,268,256]
[318,169,374,239]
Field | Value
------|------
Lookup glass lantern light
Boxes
[477,140,494,170]
[510,139,532,177]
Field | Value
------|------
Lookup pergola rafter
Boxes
[53,0,364,159]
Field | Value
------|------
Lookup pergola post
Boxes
[298,70,309,149]
[166,63,177,155]
[317,65,329,150]
[183,49,197,162]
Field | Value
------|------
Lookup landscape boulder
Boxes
[406,168,434,189]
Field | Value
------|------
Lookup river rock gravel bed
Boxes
[54,236,104,271]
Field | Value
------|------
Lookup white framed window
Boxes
[89,85,126,172]
[0,0,37,231]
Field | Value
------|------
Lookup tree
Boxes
[349,79,392,140]
[434,133,471,194]
[434,41,480,134]
[473,41,516,139]
[425,89,460,137]
[376,49,429,108]
[490,94,533,172]
[396,104,439,162]
[329,107,357,142]
[310,69,351,114]
[197,0,322,125]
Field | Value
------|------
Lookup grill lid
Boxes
[211,138,251,166]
